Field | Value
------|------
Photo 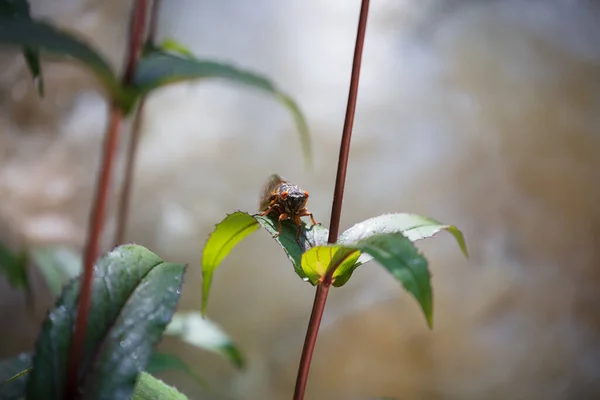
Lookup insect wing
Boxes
[259,174,286,211]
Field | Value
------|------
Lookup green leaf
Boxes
[0,18,123,104]
[201,212,260,316]
[201,211,328,315]
[254,214,329,280]
[26,244,187,400]
[30,245,82,295]
[0,0,29,16]
[158,38,195,59]
[338,213,468,265]
[146,352,208,388]
[132,372,188,400]
[0,353,32,400]
[300,245,360,285]
[0,0,44,96]
[338,233,433,328]
[0,242,29,290]
[134,51,312,167]
[164,312,245,369]
[23,46,43,95]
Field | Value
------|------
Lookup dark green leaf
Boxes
[23,46,43,95]
[146,352,207,388]
[26,244,186,400]
[0,353,31,400]
[132,372,188,400]
[164,312,245,369]
[0,18,123,104]
[30,245,82,295]
[338,233,433,328]
[0,0,44,95]
[134,51,312,167]
[338,213,468,265]
[0,242,28,290]
[254,214,329,280]
[0,0,29,17]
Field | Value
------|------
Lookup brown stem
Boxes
[293,0,371,399]
[64,107,123,400]
[65,1,149,398]
[114,0,161,245]
[148,0,161,43]
[123,0,149,86]
[293,284,329,400]
[114,97,145,245]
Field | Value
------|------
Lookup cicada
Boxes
[259,174,317,239]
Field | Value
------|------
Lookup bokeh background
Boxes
[1,0,600,398]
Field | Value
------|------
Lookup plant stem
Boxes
[65,1,149,398]
[123,0,149,85]
[114,0,161,245]
[148,0,161,41]
[293,0,370,399]
[64,107,123,400]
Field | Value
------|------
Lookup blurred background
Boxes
[1,0,600,398]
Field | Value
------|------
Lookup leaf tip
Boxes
[448,226,469,259]
[426,313,433,330]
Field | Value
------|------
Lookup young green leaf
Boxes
[340,233,433,328]
[0,242,29,290]
[202,212,260,316]
[0,0,44,96]
[338,213,468,266]
[0,18,122,103]
[164,312,245,369]
[30,245,82,295]
[201,211,328,315]
[134,51,312,167]
[158,38,196,59]
[0,353,32,400]
[146,352,208,388]
[26,244,186,400]
[300,245,360,285]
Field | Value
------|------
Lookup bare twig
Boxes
[293,1,371,399]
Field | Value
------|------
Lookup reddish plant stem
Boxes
[64,107,123,400]
[293,0,371,399]
[123,0,149,85]
[148,0,161,42]
[114,98,144,245]
[115,0,161,245]
[65,1,149,398]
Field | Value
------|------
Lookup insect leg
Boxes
[298,209,317,226]
[259,203,282,217]
[275,213,289,237]
[293,215,303,240]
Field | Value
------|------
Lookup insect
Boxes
[258,174,317,240]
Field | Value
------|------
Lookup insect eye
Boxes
[281,191,289,199]
[303,191,309,198]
